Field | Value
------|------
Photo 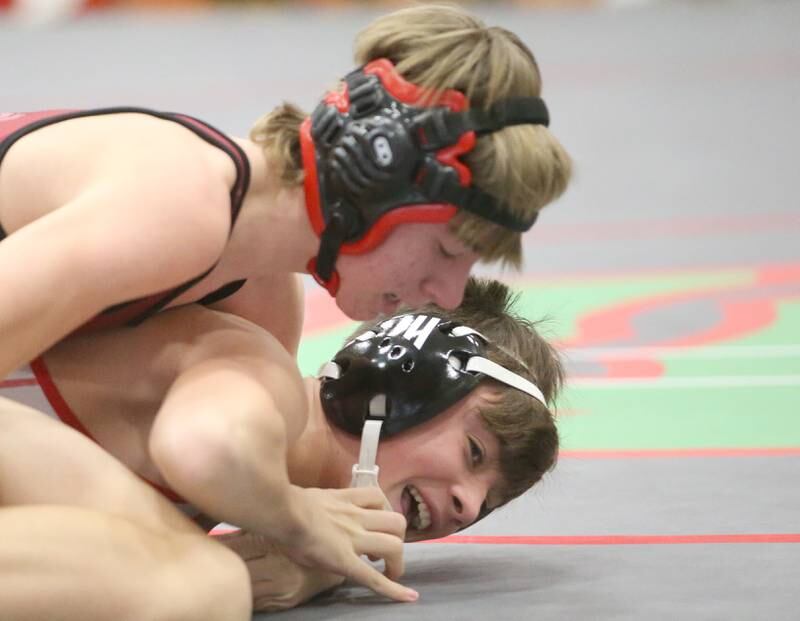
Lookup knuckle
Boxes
[363,487,382,502]
[391,512,407,531]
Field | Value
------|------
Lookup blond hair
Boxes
[251,3,572,267]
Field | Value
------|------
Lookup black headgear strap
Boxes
[412,97,549,235]
[414,96,550,150]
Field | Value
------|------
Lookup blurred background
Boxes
[2,1,798,618]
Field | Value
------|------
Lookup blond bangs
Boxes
[355,3,572,268]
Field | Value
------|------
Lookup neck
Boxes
[229,138,319,276]
[287,377,357,490]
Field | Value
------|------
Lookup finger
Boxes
[355,508,407,539]
[352,485,394,511]
[347,557,418,603]
[341,486,390,511]
[356,532,405,580]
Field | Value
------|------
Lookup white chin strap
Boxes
[460,356,546,405]
[351,419,383,488]
[319,362,385,490]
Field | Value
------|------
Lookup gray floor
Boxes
[289,456,800,620]
[2,1,798,618]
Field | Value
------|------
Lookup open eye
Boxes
[468,437,484,467]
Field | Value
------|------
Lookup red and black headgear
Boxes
[300,59,551,295]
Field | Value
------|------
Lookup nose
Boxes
[421,263,471,310]
[450,485,485,529]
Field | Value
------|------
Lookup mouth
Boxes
[401,484,432,532]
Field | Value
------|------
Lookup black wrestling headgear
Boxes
[300,58,551,294]
[318,312,545,438]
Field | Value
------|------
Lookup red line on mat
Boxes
[427,534,800,545]
[208,530,800,545]
[560,447,800,459]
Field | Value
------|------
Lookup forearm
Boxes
[0,234,98,377]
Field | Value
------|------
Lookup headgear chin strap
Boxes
[317,312,546,490]
[300,58,551,294]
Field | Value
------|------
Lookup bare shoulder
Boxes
[1,111,235,236]
[140,304,286,358]
[2,112,244,301]
[153,305,302,385]
[166,305,308,431]
[94,113,236,221]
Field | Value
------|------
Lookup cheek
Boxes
[381,438,452,481]
[338,254,382,291]
[346,250,416,288]
[378,443,420,487]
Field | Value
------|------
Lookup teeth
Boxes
[408,485,431,531]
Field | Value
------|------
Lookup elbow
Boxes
[149,412,242,497]
[149,405,288,501]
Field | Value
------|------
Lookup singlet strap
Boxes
[197,279,247,307]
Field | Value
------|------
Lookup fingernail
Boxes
[406,589,419,602]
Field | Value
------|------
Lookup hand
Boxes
[279,486,417,603]
[214,530,344,612]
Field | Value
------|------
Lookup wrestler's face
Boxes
[333,222,479,321]
[376,386,504,542]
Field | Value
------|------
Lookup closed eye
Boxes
[438,242,458,259]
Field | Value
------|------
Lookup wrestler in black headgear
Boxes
[318,311,545,439]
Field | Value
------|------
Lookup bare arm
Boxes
[148,319,416,602]
[0,138,231,379]
[149,329,310,539]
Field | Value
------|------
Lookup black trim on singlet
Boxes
[0,107,252,327]
[0,223,5,242]
[197,279,247,307]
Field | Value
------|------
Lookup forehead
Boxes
[461,387,502,441]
